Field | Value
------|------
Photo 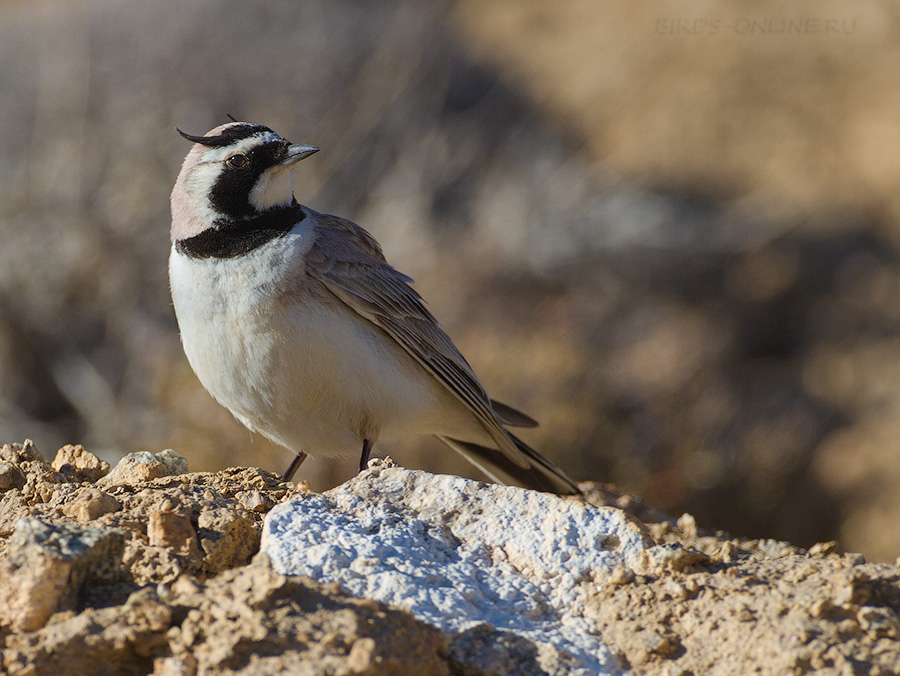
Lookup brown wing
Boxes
[303,214,528,467]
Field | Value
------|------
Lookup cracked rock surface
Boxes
[0,440,899,675]
[262,464,650,675]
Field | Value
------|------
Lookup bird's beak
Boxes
[281,144,319,166]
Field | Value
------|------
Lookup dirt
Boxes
[595,525,900,674]
[0,440,898,675]
[4,561,451,676]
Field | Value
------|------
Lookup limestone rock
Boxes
[262,461,652,676]
[0,439,48,469]
[0,461,26,492]
[51,444,111,483]
[2,443,900,674]
[1,587,173,676]
[0,557,450,676]
[59,487,121,522]
[98,450,188,487]
[0,517,124,631]
[160,556,451,676]
[1,441,61,506]
[147,510,201,560]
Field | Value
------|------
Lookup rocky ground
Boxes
[1,440,898,675]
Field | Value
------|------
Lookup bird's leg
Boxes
[358,439,373,473]
[282,452,308,482]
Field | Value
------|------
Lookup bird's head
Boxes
[170,122,318,241]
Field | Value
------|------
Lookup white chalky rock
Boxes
[262,462,650,675]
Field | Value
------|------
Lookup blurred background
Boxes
[1,0,900,560]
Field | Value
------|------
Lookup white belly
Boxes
[168,233,440,457]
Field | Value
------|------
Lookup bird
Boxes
[169,121,581,495]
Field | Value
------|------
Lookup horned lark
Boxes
[169,121,580,494]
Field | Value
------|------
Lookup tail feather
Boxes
[489,399,539,428]
[436,433,582,495]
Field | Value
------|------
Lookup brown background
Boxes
[1,0,899,560]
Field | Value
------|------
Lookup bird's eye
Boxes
[226,153,248,169]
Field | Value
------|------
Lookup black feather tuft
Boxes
[176,123,275,147]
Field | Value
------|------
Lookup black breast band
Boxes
[175,205,305,259]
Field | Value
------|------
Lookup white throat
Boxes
[250,166,295,211]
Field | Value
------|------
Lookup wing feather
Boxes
[304,214,528,467]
